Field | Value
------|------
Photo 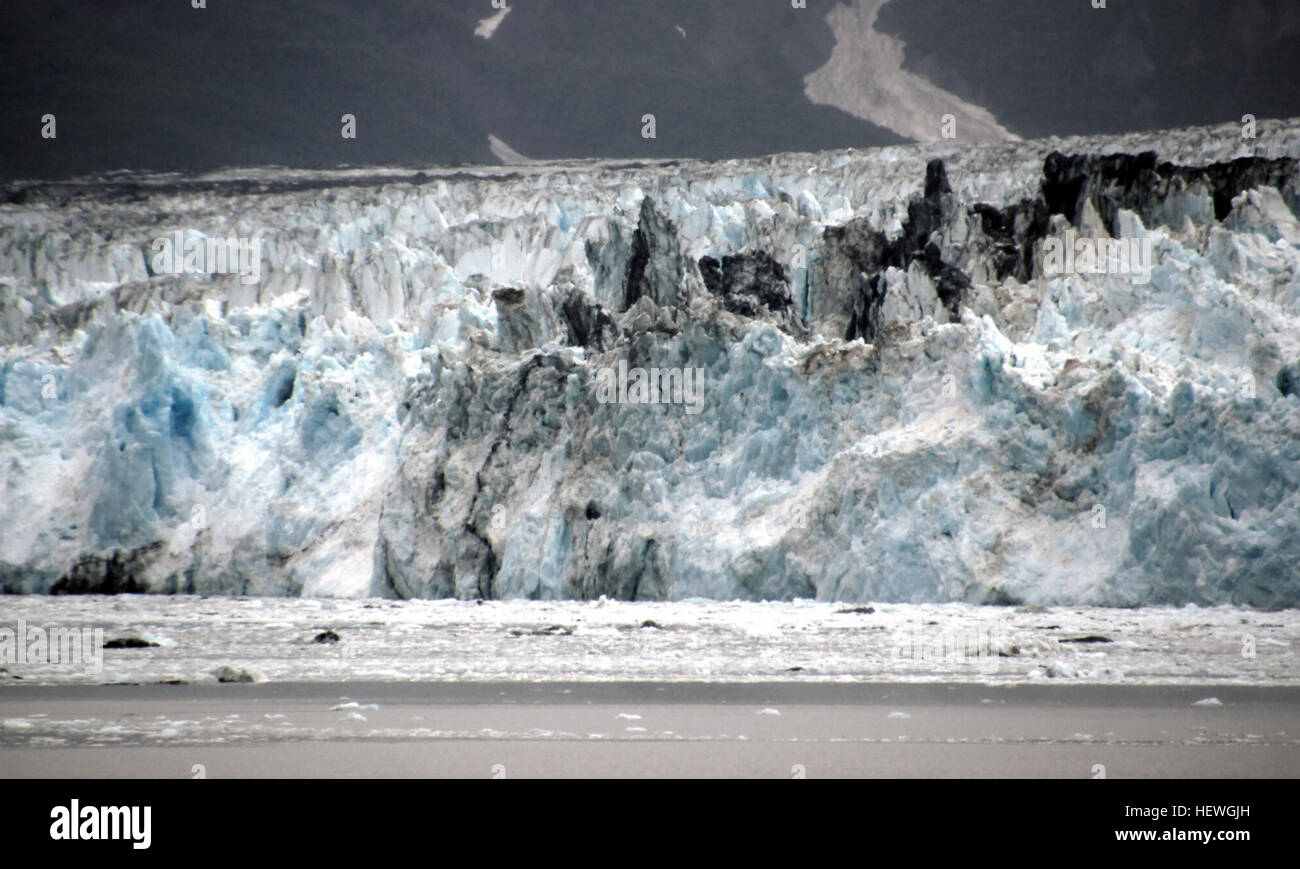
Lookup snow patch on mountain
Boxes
[488,134,535,166]
[475,6,512,40]
[805,0,1018,143]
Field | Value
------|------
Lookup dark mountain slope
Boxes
[876,0,1300,138]
[0,0,901,181]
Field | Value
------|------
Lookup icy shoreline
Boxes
[0,596,1294,687]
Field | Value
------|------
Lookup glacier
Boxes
[2,119,1300,606]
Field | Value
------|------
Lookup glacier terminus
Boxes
[3,119,1300,608]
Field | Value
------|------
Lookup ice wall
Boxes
[3,120,1300,605]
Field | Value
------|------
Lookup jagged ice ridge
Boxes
[3,119,1300,606]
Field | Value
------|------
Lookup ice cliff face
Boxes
[3,119,1300,606]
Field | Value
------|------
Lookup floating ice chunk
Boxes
[1044,661,1077,679]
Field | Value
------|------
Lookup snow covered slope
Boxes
[3,119,1300,606]
[804,0,1018,143]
